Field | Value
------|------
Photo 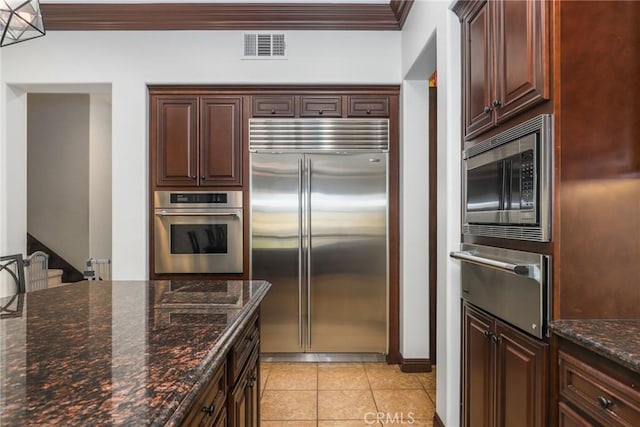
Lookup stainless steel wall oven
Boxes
[463,114,553,241]
[154,191,243,274]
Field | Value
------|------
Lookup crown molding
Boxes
[41,1,414,31]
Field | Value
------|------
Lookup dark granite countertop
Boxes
[0,279,270,426]
[549,319,640,374]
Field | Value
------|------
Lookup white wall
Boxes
[400,79,430,359]
[401,1,462,425]
[1,30,401,279]
[89,93,112,261]
[27,94,91,272]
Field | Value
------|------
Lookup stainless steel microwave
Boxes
[463,114,553,242]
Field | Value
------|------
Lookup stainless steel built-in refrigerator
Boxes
[250,118,388,354]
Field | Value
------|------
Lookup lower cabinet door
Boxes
[494,320,548,427]
[229,348,259,427]
[463,304,494,427]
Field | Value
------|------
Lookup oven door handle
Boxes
[450,251,539,279]
[155,211,239,217]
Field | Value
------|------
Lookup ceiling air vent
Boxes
[243,33,287,59]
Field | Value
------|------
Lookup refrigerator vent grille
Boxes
[249,118,389,151]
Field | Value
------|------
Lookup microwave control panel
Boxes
[520,150,535,208]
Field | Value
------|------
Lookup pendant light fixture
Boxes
[0,0,45,47]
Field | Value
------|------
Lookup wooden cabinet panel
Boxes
[347,96,390,117]
[559,349,640,427]
[558,402,592,427]
[462,303,548,427]
[229,313,259,383]
[228,347,259,427]
[252,96,295,117]
[455,0,550,141]
[200,97,242,186]
[181,359,227,427]
[462,0,494,140]
[463,303,494,427]
[156,97,198,186]
[495,320,548,427]
[494,0,549,124]
[300,96,342,117]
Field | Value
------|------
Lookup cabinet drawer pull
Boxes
[201,403,216,416]
[201,390,224,416]
[366,109,371,114]
[319,110,324,115]
[270,109,276,114]
[597,396,613,410]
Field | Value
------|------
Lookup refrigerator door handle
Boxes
[298,158,304,349]
[306,157,312,348]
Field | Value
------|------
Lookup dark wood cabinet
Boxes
[181,359,227,426]
[556,338,640,427]
[463,303,548,427]
[252,95,295,117]
[455,0,550,140]
[300,96,342,117]
[182,315,261,427]
[199,97,242,186]
[155,97,199,186]
[152,95,242,188]
[228,348,259,427]
[347,95,390,117]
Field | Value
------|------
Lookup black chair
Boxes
[0,254,26,294]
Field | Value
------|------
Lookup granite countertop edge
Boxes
[549,319,640,375]
[162,281,271,426]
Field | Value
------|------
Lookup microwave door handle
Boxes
[502,160,511,210]
[155,212,239,217]
[450,251,540,280]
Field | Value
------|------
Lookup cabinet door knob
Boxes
[319,110,324,115]
[492,99,502,108]
[201,403,216,416]
[191,175,196,180]
[597,396,613,409]
[270,109,276,114]
[366,109,372,115]
[491,335,501,344]
[200,175,205,180]
[483,106,492,114]
[483,330,492,338]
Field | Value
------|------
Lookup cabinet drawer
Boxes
[559,350,640,426]
[181,360,227,427]
[229,313,259,383]
[558,402,592,427]
[300,96,342,117]
[252,96,295,117]
[347,96,390,117]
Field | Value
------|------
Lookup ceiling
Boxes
[39,0,413,31]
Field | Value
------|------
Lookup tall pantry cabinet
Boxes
[452,1,640,426]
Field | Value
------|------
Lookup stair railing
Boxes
[24,251,49,291]
[83,258,111,281]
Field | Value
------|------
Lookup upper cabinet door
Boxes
[252,95,295,117]
[200,97,243,187]
[494,0,550,124]
[462,0,495,140]
[300,96,342,117]
[155,97,198,187]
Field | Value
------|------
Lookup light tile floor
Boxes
[260,362,436,427]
